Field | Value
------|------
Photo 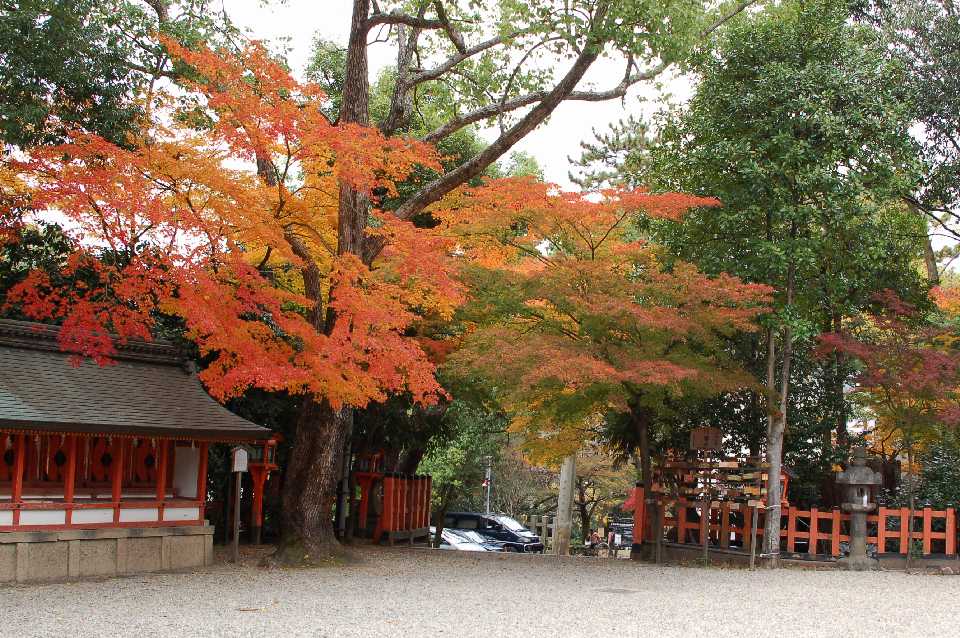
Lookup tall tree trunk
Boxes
[763,262,795,568]
[905,440,916,571]
[277,400,353,561]
[832,313,849,449]
[278,0,372,562]
[431,483,455,548]
[576,479,592,541]
[630,402,655,560]
[555,455,576,555]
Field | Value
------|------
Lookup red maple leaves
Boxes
[2,40,458,408]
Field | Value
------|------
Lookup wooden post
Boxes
[900,507,910,555]
[720,503,730,549]
[554,455,576,556]
[749,504,759,570]
[700,501,709,563]
[922,507,932,555]
[111,438,126,524]
[786,506,797,554]
[876,507,887,555]
[229,446,249,563]
[808,508,819,556]
[11,434,25,526]
[946,508,956,557]
[678,503,688,544]
[155,440,168,508]
[831,508,841,557]
[196,442,209,520]
[231,470,241,562]
[249,466,268,545]
[64,435,78,525]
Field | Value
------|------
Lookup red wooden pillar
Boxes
[900,507,910,554]
[155,440,168,523]
[630,487,645,542]
[808,508,819,556]
[380,475,395,543]
[64,435,78,525]
[876,507,887,554]
[786,506,797,553]
[425,475,432,529]
[406,476,415,532]
[249,465,268,544]
[743,505,752,552]
[831,508,842,556]
[922,507,933,555]
[719,502,730,549]
[946,508,956,556]
[196,442,209,521]
[416,476,427,528]
[111,438,126,524]
[11,434,25,526]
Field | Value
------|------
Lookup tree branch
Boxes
[366,9,447,30]
[409,33,515,86]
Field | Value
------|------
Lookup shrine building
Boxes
[0,319,276,583]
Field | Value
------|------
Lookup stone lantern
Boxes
[836,447,882,570]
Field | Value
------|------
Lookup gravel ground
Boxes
[1,547,957,638]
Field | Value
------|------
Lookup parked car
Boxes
[430,526,488,552]
[446,528,507,552]
[444,512,545,553]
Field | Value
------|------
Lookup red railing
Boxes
[632,487,959,557]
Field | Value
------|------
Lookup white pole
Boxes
[484,456,492,514]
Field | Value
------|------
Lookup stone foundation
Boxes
[0,525,214,584]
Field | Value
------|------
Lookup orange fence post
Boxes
[383,476,395,533]
[699,503,709,546]
[876,507,887,554]
[808,508,819,556]
[720,503,730,549]
[922,507,933,555]
[743,506,753,553]
[425,475,432,529]
[947,508,956,556]
[632,487,645,541]
[677,503,687,544]
[786,507,797,553]
[900,507,910,554]
[831,507,841,556]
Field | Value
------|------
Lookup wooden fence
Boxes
[521,514,554,551]
[634,488,959,557]
[375,474,431,545]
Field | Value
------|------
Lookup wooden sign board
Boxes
[690,426,722,451]
[231,446,249,473]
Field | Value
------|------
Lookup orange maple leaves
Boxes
[3,39,458,408]
[434,177,772,455]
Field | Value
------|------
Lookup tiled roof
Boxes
[0,320,272,441]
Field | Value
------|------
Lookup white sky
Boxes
[225,0,692,188]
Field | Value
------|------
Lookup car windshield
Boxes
[493,516,527,532]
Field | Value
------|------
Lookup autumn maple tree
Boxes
[820,290,960,565]
[435,177,772,548]
[2,40,462,559]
